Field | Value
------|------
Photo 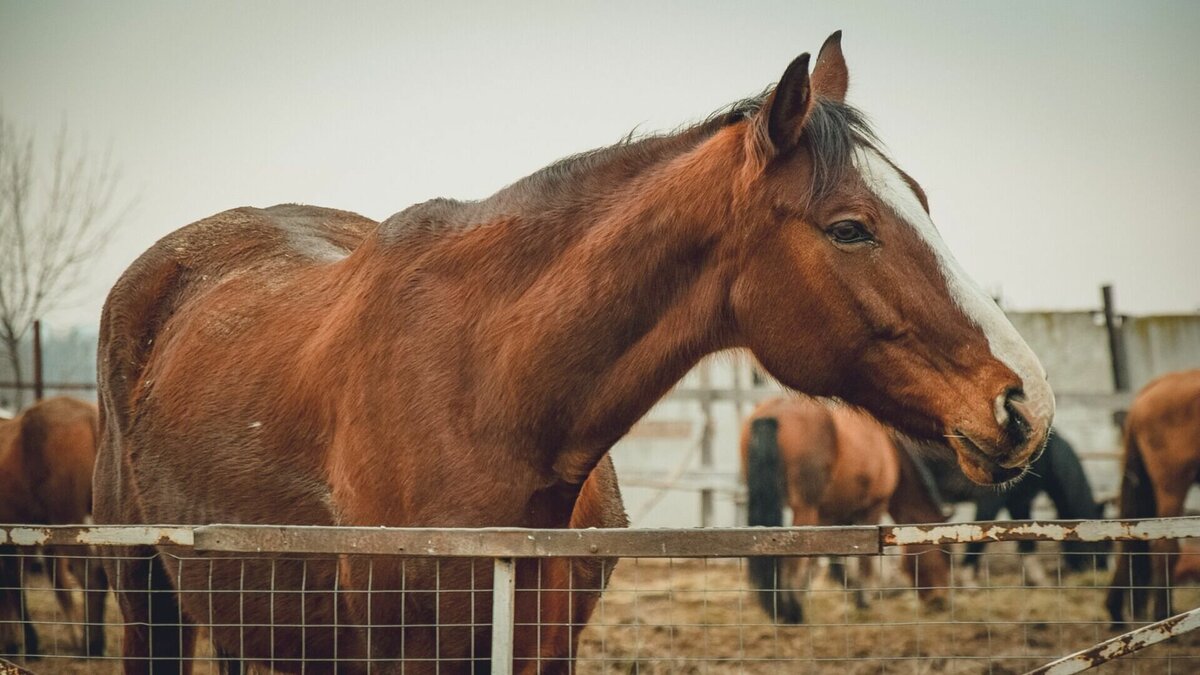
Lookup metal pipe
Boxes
[490,557,516,675]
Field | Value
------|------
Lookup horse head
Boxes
[728,33,1053,484]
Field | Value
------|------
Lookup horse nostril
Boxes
[1000,388,1031,447]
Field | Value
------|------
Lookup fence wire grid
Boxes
[1,519,1198,674]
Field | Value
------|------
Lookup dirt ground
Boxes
[3,545,1198,674]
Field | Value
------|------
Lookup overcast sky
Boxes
[2,1,1198,331]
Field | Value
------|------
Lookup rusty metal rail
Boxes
[2,517,1199,672]
[1025,606,1200,675]
[884,516,1200,546]
[3,517,1199,556]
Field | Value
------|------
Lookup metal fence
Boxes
[1,518,1199,673]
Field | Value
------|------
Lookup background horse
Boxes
[0,396,107,658]
[95,32,1052,672]
[1106,368,1200,624]
[902,432,1107,586]
[741,397,951,623]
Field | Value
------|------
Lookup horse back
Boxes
[1127,370,1200,452]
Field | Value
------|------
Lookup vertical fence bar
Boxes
[491,557,517,675]
[32,319,44,402]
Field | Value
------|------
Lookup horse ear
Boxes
[763,52,813,155]
[812,30,848,103]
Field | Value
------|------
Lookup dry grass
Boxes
[576,549,1200,674]
[4,547,1198,673]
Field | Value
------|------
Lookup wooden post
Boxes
[32,319,44,402]
[1102,285,1130,434]
[1101,285,1130,392]
[698,360,715,527]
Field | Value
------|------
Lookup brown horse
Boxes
[0,396,107,658]
[1106,368,1200,625]
[94,32,1053,672]
[740,397,950,622]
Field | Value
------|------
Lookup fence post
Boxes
[32,319,44,402]
[1101,285,1130,393]
[491,557,516,675]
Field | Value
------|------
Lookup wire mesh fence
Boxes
[1,519,1198,673]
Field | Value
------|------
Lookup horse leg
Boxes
[1148,488,1188,621]
[962,497,1003,588]
[775,504,820,624]
[37,546,83,650]
[48,550,78,619]
[1005,500,1050,587]
[850,500,892,609]
[1106,543,1134,628]
[107,549,198,675]
[18,588,39,659]
[826,557,864,608]
[81,554,108,657]
[901,545,950,611]
[855,556,876,610]
[1141,444,1196,622]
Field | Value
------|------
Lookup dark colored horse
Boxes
[741,397,951,623]
[0,396,107,658]
[1107,369,1200,624]
[961,432,1107,582]
[896,431,1107,586]
[94,32,1053,673]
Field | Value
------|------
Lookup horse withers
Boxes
[95,31,1053,672]
[1106,368,1200,625]
[0,396,107,659]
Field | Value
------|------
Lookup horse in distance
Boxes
[1106,368,1200,625]
[740,396,952,623]
[0,396,107,659]
[95,31,1054,672]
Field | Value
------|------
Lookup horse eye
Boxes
[827,220,873,245]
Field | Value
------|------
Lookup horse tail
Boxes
[1107,424,1155,624]
[745,417,802,623]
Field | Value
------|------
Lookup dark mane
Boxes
[382,91,877,238]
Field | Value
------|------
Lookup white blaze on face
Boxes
[852,147,1055,426]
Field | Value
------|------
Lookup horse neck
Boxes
[354,129,746,481]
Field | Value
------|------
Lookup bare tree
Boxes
[0,113,131,405]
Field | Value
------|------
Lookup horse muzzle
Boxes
[950,387,1053,486]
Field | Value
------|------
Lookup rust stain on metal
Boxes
[885,517,1200,547]
[0,525,195,548]
[1025,605,1200,674]
[0,657,34,675]
[0,518,1195,559]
